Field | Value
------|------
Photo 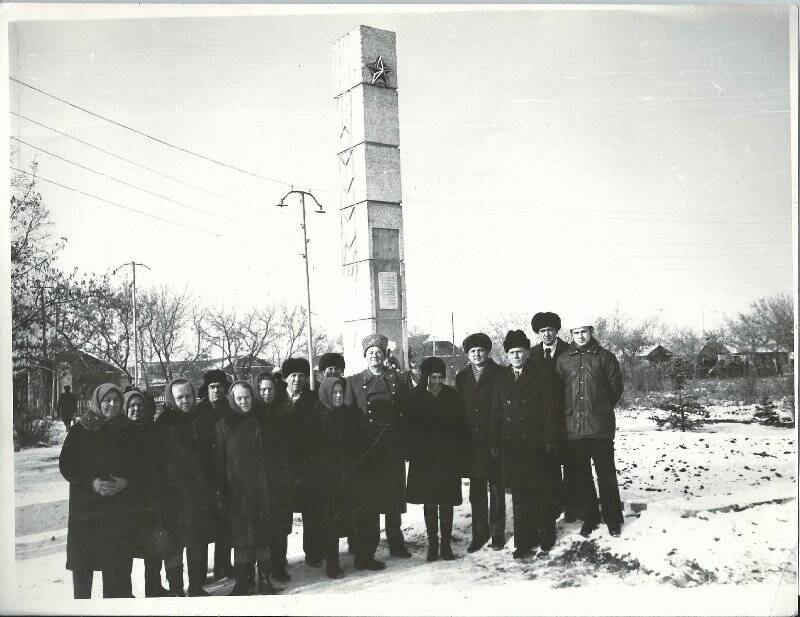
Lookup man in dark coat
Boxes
[530,311,585,523]
[196,369,233,580]
[491,330,563,559]
[57,385,78,428]
[455,332,506,552]
[556,318,625,538]
[344,333,412,570]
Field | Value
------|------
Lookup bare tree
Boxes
[275,304,308,364]
[202,306,244,378]
[238,306,278,377]
[140,286,192,382]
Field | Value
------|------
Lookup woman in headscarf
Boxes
[59,383,135,598]
[153,378,217,597]
[315,376,362,579]
[252,370,293,583]
[213,380,280,595]
[406,357,470,562]
[123,389,176,597]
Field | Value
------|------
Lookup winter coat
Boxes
[213,409,271,549]
[490,358,563,492]
[124,418,179,560]
[455,358,503,480]
[555,339,624,440]
[317,402,362,537]
[344,367,410,514]
[60,418,135,571]
[281,389,317,513]
[57,392,77,424]
[154,405,217,547]
[252,397,294,535]
[405,385,469,505]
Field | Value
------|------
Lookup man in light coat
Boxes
[555,318,624,537]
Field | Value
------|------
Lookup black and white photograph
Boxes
[2,3,798,615]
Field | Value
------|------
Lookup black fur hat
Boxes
[503,329,531,352]
[281,357,310,378]
[318,352,345,373]
[462,332,492,354]
[531,312,561,333]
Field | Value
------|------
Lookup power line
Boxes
[10,75,299,188]
[12,111,265,215]
[9,165,267,247]
[12,136,262,228]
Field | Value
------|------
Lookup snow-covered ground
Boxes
[8,411,798,615]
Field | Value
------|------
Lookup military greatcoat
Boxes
[344,367,410,514]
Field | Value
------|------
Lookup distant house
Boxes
[407,334,466,384]
[142,355,274,390]
[697,337,792,376]
[635,343,673,365]
[14,350,129,420]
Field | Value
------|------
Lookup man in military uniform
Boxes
[455,332,506,552]
[344,333,412,570]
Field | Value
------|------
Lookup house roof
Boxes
[635,343,673,357]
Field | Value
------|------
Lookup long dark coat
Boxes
[59,419,135,571]
[124,420,179,559]
[154,408,217,547]
[198,398,231,544]
[284,389,317,513]
[455,358,503,480]
[213,411,271,548]
[405,385,469,505]
[344,367,410,514]
[490,358,563,492]
[317,403,362,537]
[253,397,293,536]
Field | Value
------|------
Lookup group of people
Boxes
[58,310,624,599]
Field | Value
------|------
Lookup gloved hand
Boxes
[545,443,559,458]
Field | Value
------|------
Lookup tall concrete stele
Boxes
[333,25,408,371]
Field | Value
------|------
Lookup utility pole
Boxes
[451,312,455,352]
[113,261,151,389]
[275,189,326,391]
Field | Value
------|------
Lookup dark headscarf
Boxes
[79,383,126,431]
[317,376,346,410]
[123,390,153,425]
[227,380,256,415]
[164,378,198,413]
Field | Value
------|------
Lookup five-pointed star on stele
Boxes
[366,55,392,86]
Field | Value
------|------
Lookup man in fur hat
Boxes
[197,369,233,580]
[530,312,583,523]
[344,333,412,570]
[491,330,563,559]
[556,318,624,538]
[455,332,506,552]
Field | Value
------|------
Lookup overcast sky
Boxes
[6,4,795,345]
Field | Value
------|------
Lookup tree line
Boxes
[11,164,340,390]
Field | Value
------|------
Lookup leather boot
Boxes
[165,566,185,597]
[440,506,455,561]
[186,558,210,597]
[325,539,344,579]
[144,559,169,597]
[256,560,283,594]
[424,505,439,562]
[213,543,232,580]
[229,563,251,596]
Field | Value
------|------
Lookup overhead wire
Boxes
[12,136,264,228]
[10,165,275,251]
[9,75,307,189]
[11,111,266,215]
